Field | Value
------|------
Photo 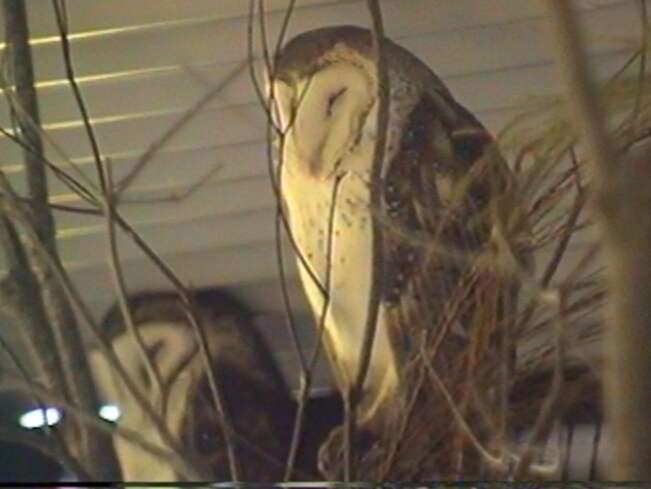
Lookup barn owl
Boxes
[271,26,517,476]
[89,289,296,482]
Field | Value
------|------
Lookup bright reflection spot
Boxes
[98,404,121,422]
[19,407,61,429]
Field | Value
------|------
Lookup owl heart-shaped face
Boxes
[271,63,375,180]
[89,321,200,481]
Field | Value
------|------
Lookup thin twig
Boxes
[52,0,107,193]
[247,0,327,298]
[540,182,586,287]
[284,173,343,480]
[420,339,505,471]
[0,106,100,199]
[248,3,334,479]
[102,158,166,417]
[115,61,247,195]
[0,126,99,205]
[378,363,427,478]
[345,2,389,480]
[118,163,223,204]
[247,0,283,136]
[273,0,297,57]
[257,0,274,76]
[255,8,307,387]
[421,335,558,479]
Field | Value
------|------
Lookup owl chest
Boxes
[282,166,399,411]
[281,170,373,287]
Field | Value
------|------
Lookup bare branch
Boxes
[0,126,99,205]
[118,163,223,205]
[284,173,343,480]
[546,0,651,478]
[0,170,202,477]
[2,0,55,252]
[344,1,390,481]
[1,0,118,477]
[101,158,166,418]
[540,181,586,287]
[248,2,332,479]
[51,0,107,193]
[115,61,247,195]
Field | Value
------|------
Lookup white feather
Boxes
[276,64,399,421]
[89,322,199,481]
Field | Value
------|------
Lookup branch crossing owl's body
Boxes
[280,105,400,420]
[272,27,513,447]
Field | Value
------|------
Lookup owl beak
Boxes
[285,130,329,180]
[304,155,327,179]
[302,156,329,180]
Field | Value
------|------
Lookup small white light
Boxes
[19,407,61,429]
[98,404,121,422]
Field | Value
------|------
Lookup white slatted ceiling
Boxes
[0,0,637,389]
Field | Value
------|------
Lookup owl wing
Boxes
[379,91,515,382]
